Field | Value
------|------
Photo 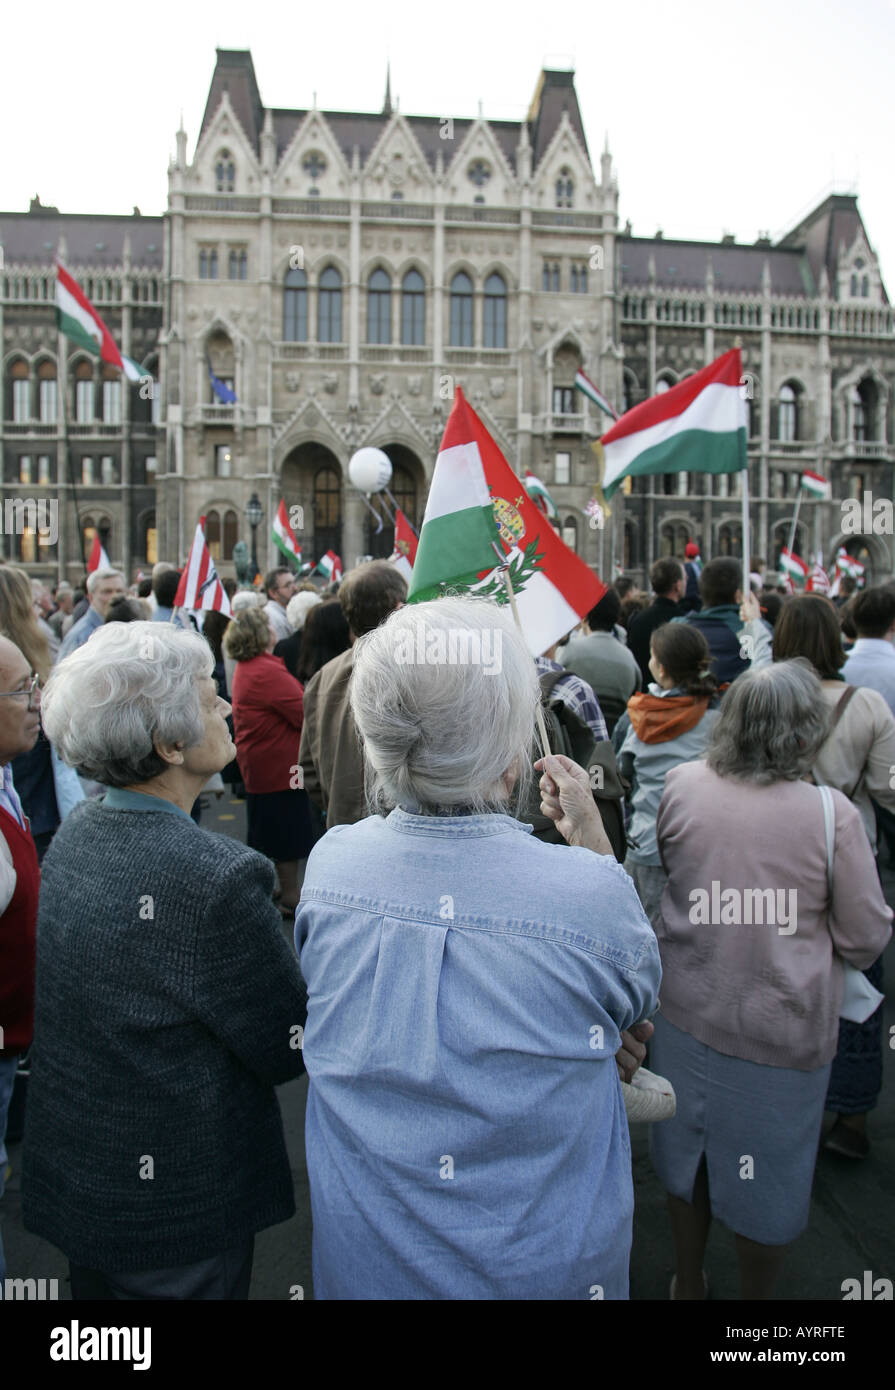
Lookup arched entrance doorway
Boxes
[363,444,426,559]
[281,440,343,566]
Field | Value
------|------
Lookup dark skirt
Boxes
[245,788,316,862]
[825,955,885,1114]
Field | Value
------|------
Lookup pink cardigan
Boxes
[655,761,892,1070]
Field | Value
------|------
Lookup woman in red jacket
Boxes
[224,607,315,913]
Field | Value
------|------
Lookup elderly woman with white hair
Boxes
[22,622,308,1300]
[294,596,661,1300]
[651,659,892,1301]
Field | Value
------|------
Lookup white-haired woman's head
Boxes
[286,590,322,632]
[349,596,539,815]
[41,621,214,786]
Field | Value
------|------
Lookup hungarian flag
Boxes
[407,387,605,655]
[55,261,143,382]
[315,550,342,582]
[174,518,231,616]
[800,470,831,500]
[390,509,418,583]
[779,548,809,586]
[272,499,302,568]
[806,559,832,595]
[598,349,747,498]
[574,368,618,421]
[831,547,865,596]
[86,531,110,574]
[523,471,559,521]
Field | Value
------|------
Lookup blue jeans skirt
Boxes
[648,1013,831,1246]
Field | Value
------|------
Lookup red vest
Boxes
[0,805,39,1057]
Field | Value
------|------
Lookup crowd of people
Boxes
[0,545,891,1301]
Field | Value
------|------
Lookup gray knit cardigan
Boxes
[22,798,308,1272]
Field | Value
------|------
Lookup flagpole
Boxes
[741,467,751,595]
[491,542,551,761]
[786,486,804,558]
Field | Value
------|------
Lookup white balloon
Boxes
[348,447,392,495]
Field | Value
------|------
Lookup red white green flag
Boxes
[55,260,144,382]
[174,518,232,616]
[597,348,747,498]
[523,470,559,522]
[315,550,342,582]
[86,531,110,574]
[407,387,605,655]
[800,470,831,499]
[272,499,302,567]
[574,368,618,421]
[390,509,418,582]
[779,547,809,585]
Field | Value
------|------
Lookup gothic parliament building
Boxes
[1,49,893,587]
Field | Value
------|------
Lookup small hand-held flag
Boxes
[523,471,559,522]
[407,386,605,655]
[315,551,342,583]
[389,508,419,582]
[574,368,618,421]
[86,531,110,574]
[779,547,809,588]
[55,260,144,381]
[174,518,232,616]
[272,499,302,568]
[597,349,747,498]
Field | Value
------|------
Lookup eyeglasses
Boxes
[0,674,41,710]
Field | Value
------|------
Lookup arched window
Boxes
[551,263,560,293]
[82,514,111,558]
[206,509,222,564]
[718,523,742,557]
[367,268,392,345]
[449,271,473,347]
[401,269,425,345]
[284,267,308,341]
[38,360,57,423]
[364,462,418,558]
[861,275,869,298]
[215,151,235,193]
[852,380,878,442]
[10,359,30,422]
[313,464,342,556]
[655,375,673,394]
[102,365,121,424]
[850,274,858,297]
[778,383,798,442]
[75,361,94,423]
[223,509,239,561]
[318,267,342,343]
[483,272,507,349]
[555,167,574,208]
[561,516,578,554]
[228,250,246,280]
[209,250,218,280]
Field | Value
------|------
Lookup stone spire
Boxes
[382,62,392,116]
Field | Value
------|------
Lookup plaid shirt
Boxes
[534,657,608,744]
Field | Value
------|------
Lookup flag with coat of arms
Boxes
[173,518,232,616]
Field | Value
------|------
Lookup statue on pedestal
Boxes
[232,540,252,588]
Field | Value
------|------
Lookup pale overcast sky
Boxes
[4,0,893,290]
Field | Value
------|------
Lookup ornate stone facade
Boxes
[1,52,893,585]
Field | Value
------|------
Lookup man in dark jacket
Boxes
[627,559,686,687]
[676,557,770,687]
[299,561,406,827]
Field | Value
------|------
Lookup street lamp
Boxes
[246,493,263,582]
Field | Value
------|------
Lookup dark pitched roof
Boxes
[198,48,265,154]
[0,211,164,268]
[777,193,888,303]
[200,51,584,174]
[527,69,590,168]
[618,235,811,296]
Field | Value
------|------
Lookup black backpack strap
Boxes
[831,684,858,731]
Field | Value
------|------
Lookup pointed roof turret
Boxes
[383,62,392,116]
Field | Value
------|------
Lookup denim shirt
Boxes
[294,807,661,1300]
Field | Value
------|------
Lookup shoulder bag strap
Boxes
[817,783,835,902]
[830,684,858,731]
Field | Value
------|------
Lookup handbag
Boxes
[817,783,885,1024]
